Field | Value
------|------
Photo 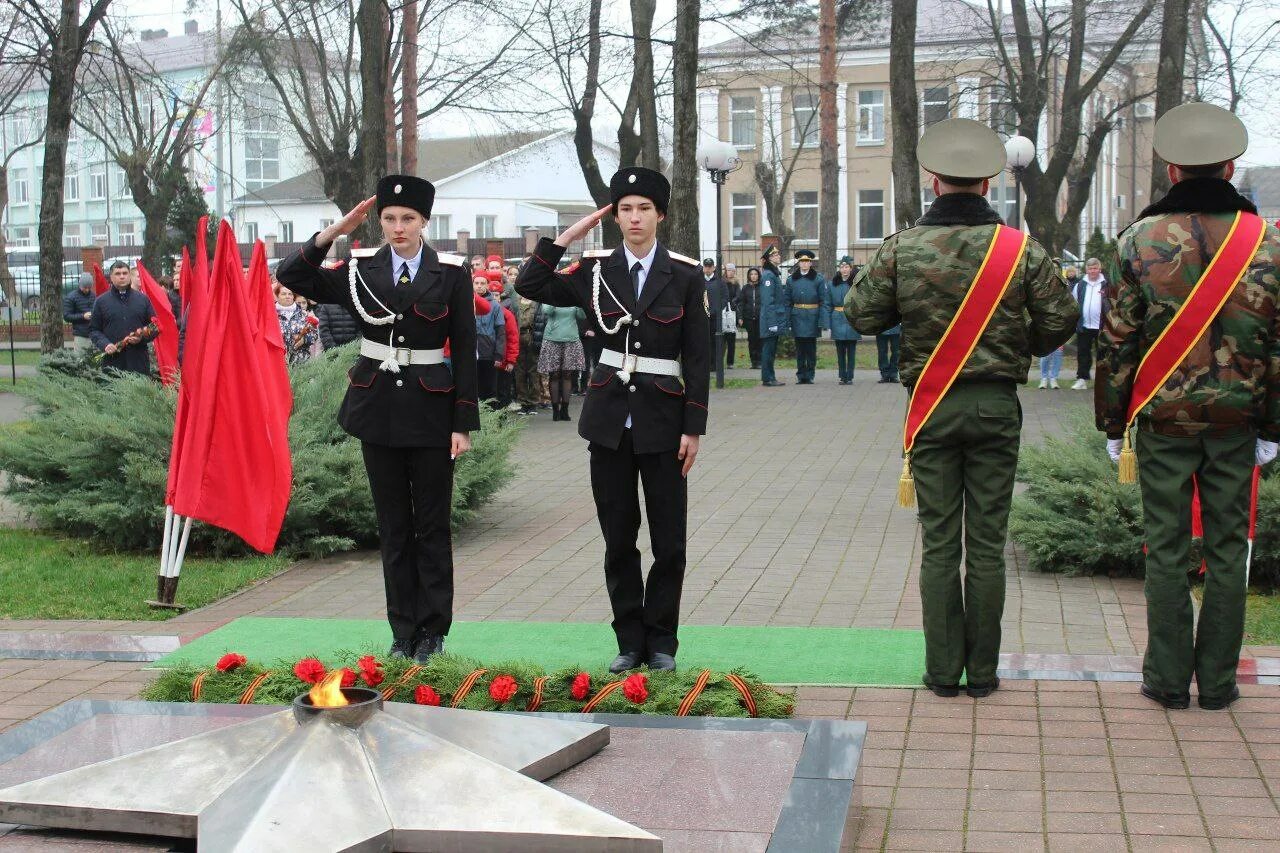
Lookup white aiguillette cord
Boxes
[591,260,635,383]
[348,255,400,373]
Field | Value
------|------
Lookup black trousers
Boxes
[361,442,455,643]
[476,359,496,402]
[589,430,688,656]
[721,332,737,366]
[495,367,514,409]
[745,324,761,367]
[795,337,818,382]
[876,335,900,381]
[1076,329,1099,380]
[835,340,857,381]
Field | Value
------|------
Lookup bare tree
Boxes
[817,0,838,265]
[401,0,419,174]
[12,0,114,352]
[1150,0,1191,199]
[1189,0,1279,115]
[0,8,42,307]
[889,0,920,229]
[664,0,701,257]
[357,0,388,239]
[618,0,661,170]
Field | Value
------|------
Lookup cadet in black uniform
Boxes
[275,175,479,664]
[515,167,710,672]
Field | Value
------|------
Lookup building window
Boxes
[793,190,819,240]
[278,220,294,243]
[64,224,83,246]
[730,96,756,148]
[857,190,885,240]
[243,221,259,242]
[244,136,279,191]
[89,167,107,200]
[987,185,1017,222]
[921,86,950,128]
[91,223,108,244]
[730,192,756,242]
[118,221,138,246]
[319,218,334,230]
[856,90,885,145]
[989,90,1017,136]
[475,215,496,239]
[243,91,274,133]
[10,168,28,204]
[921,186,937,213]
[11,226,32,247]
[64,173,80,202]
[427,215,451,241]
[114,166,131,199]
[792,91,818,148]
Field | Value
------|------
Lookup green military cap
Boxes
[1153,102,1247,167]
[918,118,1007,181]
[794,249,816,261]
[838,255,854,265]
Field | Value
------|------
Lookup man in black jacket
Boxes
[63,273,96,352]
[314,301,360,349]
[89,262,158,374]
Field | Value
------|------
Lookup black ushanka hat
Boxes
[610,167,670,214]
[377,174,436,218]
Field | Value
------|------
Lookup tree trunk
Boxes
[662,0,700,257]
[357,0,389,243]
[620,0,659,171]
[401,0,419,175]
[0,168,15,307]
[818,0,839,268]
[1150,0,1191,200]
[889,0,920,229]
[574,0,620,245]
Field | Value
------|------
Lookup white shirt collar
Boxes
[391,242,425,281]
[622,241,658,275]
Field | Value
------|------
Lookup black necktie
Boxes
[631,261,643,300]
[397,264,411,288]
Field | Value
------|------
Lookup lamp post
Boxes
[696,138,742,389]
[1004,135,1035,231]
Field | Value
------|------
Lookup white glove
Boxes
[1107,438,1123,462]
[1257,439,1278,466]
[768,326,778,333]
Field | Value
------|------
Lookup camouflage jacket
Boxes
[1095,179,1280,440]
[844,193,1078,387]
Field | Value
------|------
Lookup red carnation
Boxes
[414,685,441,706]
[293,657,326,684]
[489,674,518,704]
[622,673,648,704]
[570,672,591,701]
[215,653,246,673]
[357,655,384,687]
[339,668,356,688]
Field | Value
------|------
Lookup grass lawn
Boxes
[0,529,289,620]
[1245,592,1280,646]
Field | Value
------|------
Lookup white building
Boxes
[232,130,620,246]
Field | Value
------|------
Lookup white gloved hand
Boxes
[1107,438,1123,462]
[1257,439,1278,466]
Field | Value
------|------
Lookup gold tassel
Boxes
[898,453,916,508]
[1118,427,1138,484]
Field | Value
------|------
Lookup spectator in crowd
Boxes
[721,262,740,368]
[876,324,902,383]
[701,258,729,371]
[315,296,360,349]
[295,295,323,359]
[1072,257,1108,390]
[473,271,505,402]
[493,280,519,409]
[514,293,545,415]
[469,254,485,272]
[828,256,860,385]
[787,249,831,384]
[739,267,763,369]
[573,308,595,395]
[759,246,789,386]
[275,281,317,366]
[63,272,96,352]
[158,275,181,320]
[89,260,158,375]
[537,302,587,422]
[1038,345,1064,389]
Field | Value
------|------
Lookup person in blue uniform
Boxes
[876,324,902,383]
[828,255,860,385]
[758,246,789,386]
[787,249,831,384]
[275,174,479,665]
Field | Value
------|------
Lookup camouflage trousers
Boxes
[910,381,1021,688]
[514,348,542,406]
[1137,429,1253,703]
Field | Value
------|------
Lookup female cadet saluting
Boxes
[275,175,478,664]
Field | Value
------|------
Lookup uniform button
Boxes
[396,313,404,320]
[633,341,641,349]
[397,335,405,342]
[629,385,636,392]
[395,379,403,387]
[631,318,640,326]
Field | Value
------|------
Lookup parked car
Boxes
[9,261,83,313]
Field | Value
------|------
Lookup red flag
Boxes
[179,246,193,318]
[136,263,180,386]
[168,220,291,552]
[246,239,293,508]
[188,216,211,307]
[91,264,110,296]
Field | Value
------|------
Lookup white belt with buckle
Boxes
[360,338,446,368]
[599,348,681,379]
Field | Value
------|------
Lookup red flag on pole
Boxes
[168,220,292,553]
[136,262,180,386]
[246,237,293,496]
[178,246,193,318]
[91,264,110,296]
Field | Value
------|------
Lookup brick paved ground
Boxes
[3,371,1279,850]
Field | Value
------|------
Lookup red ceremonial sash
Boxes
[1125,211,1267,425]
[903,225,1028,453]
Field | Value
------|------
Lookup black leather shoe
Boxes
[388,639,413,660]
[608,650,644,673]
[923,677,959,698]
[1140,683,1190,710]
[647,652,676,672]
[1198,685,1240,710]
[966,677,1000,698]
[762,380,785,387]
[413,634,444,664]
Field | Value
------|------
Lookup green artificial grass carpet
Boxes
[156,617,925,686]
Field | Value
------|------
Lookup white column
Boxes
[836,83,849,255]
[697,87,719,256]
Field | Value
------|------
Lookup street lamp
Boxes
[1004,135,1036,230]
[696,138,742,389]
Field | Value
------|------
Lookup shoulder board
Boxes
[561,261,581,275]
[582,250,612,259]
[667,251,700,267]
[437,252,465,267]
[351,247,379,259]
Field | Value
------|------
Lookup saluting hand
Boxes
[317,196,378,247]
[554,205,612,249]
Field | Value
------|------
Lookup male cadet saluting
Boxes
[515,167,709,673]
[845,119,1078,698]
[1096,103,1280,711]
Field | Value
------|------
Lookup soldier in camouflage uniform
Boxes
[1096,102,1280,711]
[846,119,1078,698]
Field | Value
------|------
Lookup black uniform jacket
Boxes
[515,237,709,454]
[275,235,479,448]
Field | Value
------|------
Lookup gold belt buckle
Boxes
[623,354,638,373]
